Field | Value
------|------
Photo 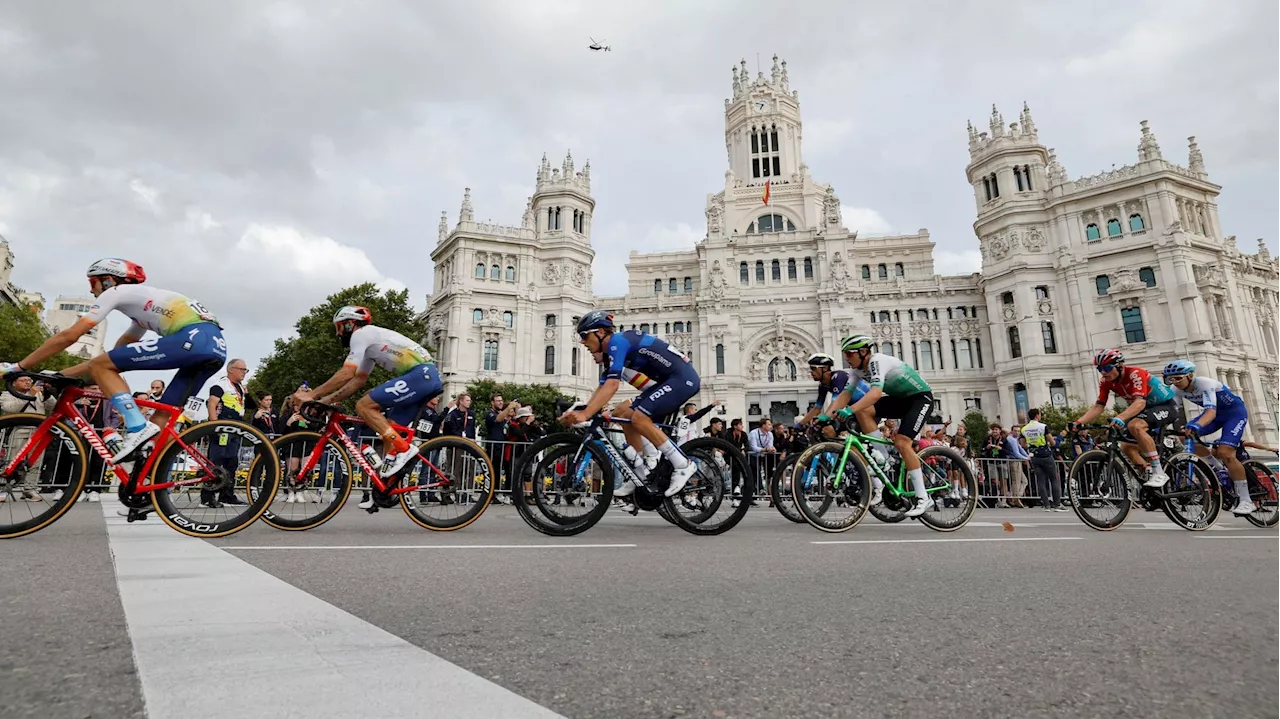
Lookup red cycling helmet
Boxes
[1094,348,1125,367]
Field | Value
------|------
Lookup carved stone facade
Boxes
[423,61,1279,442]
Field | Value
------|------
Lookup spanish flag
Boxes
[761,180,771,206]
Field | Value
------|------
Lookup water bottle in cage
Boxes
[361,445,383,471]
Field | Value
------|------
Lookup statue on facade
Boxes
[707,201,724,235]
[830,251,850,291]
[543,263,561,284]
[708,260,727,300]
[823,185,842,227]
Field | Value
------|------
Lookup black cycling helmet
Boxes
[807,353,835,368]
[576,310,615,338]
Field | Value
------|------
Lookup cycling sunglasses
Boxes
[1096,364,1117,373]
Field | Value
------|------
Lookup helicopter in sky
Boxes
[587,37,611,52]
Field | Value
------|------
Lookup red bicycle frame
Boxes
[294,408,453,496]
[1,385,222,493]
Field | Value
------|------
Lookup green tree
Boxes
[962,409,992,443]
[0,302,90,372]
[1033,396,1113,434]
[248,283,428,407]
[464,379,573,431]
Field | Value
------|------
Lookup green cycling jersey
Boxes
[851,353,931,397]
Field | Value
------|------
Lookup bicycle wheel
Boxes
[769,453,806,524]
[915,445,978,532]
[400,436,494,531]
[789,440,870,533]
[0,414,89,539]
[258,432,353,531]
[149,420,280,538]
[1240,460,1278,528]
[511,433,614,537]
[1158,453,1221,531]
[869,502,907,523]
[1067,449,1132,531]
[660,437,752,536]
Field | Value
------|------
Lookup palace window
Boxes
[1129,214,1145,231]
[545,314,556,327]
[740,262,749,284]
[715,344,725,374]
[756,213,795,233]
[1121,306,1146,343]
[544,346,555,374]
[1086,223,1101,241]
[803,257,813,279]
[502,311,513,328]
[684,276,693,293]
[505,265,515,281]
[750,123,782,179]
[654,279,662,294]
[472,308,483,323]
[1034,285,1049,300]
[1008,326,1022,359]
[787,258,797,280]
[483,339,499,371]
[1095,275,1111,295]
[877,263,888,279]
[1106,218,1122,236]
[1139,267,1156,287]
[771,259,781,281]
[490,264,501,279]
[756,260,765,282]
[1042,322,1058,354]
[571,347,580,375]
[475,263,486,279]
[918,341,935,370]
[894,262,904,278]
[669,278,678,294]
[861,265,871,280]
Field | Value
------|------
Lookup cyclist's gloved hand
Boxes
[816,414,831,423]
[0,362,20,377]
[834,407,854,419]
[1185,421,1202,436]
[1108,416,1127,429]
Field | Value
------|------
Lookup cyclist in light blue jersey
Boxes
[1163,360,1255,515]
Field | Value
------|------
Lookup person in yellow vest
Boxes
[1022,408,1066,512]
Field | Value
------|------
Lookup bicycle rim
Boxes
[401,436,494,531]
[0,415,89,539]
[1243,460,1279,528]
[790,441,869,533]
[915,446,978,532]
[1067,450,1131,531]
[259,432,353,531]
[1158,453,1220,531]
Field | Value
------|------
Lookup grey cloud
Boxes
[0,0,1274,377]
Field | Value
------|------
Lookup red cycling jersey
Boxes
[1096,366,1153,404]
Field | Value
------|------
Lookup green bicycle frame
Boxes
[826,430,949,499]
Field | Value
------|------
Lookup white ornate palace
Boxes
[423,56,1279,444]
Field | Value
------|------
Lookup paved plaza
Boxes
[3,500,1276,719]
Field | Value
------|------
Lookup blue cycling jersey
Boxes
[600,330,696,388]
[818,370,870,407]
[1175,376,1243,410]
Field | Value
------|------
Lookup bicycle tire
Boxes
[868,502,907,523]
[769,453,806,524]
[149,420,280,538]
[1067,449,1132,531]
[1242,460,1279,528]
[789,440,870,533]
[259,432,353,531]
[0,414,89,539]
[400,435,495,531]
[915,445,979,532]
[511,433,614,536]
[1158,453,1221,531]
[662,437,752,536]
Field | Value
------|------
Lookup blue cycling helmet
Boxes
[1162,360,1196,377]
[576,310,614,337]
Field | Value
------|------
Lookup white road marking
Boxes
[100,499,564,719]
[812,536,1082,545]
[223,543,637,551]
[1194,535,1279,540]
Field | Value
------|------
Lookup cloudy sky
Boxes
[1,0,1275,386]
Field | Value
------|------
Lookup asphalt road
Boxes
[3,501,1276,719]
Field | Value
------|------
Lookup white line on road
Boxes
[222,543,637,551]
[1194,535,1279,540]
[100,500,564,719]
[812,536,1082,545]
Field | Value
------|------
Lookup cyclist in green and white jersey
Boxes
[825,334,936,517]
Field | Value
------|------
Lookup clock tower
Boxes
[724,54,803,184]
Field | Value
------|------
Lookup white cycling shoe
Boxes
[664,462,698,497]
[905,497,934,517]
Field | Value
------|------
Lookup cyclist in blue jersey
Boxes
[1163,360,1256,515]
[798,352,885,505]
[559,311,700,498]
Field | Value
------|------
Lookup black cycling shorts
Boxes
[872,392,933,440]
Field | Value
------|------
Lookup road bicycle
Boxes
[1217,447,1278,528]
[260,400,494,531]
[790,416,977,533]
[0,372,279,539]
[770,426,907,525]
[1067,424,1220,531]
[510,412,751,537]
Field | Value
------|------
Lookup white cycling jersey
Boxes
[344,325,432,375]
[83,284,220,337]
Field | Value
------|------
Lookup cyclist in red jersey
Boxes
[1070,348,1179,488]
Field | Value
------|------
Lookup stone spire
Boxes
[522,200,534,230]
[1187,136,1205,174]
[437,211,448,242]
[988,104,1004,138]
[580,160,591,191]
[1045,147,1066,185]
[731,64,741,97]
[562,150,574,177]
[1258,238,1272,262]
[770,54,781,85]
[780,59,789,91]
[739,58,748,87]
[459,187,473,223]
[1019,101,1037,138]
[1137,120,1163,162]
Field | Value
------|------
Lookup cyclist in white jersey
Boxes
[826,334,937,517]
[1,258,227,462]
[295,306,439,477]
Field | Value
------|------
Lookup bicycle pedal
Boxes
[364,505,380,514]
